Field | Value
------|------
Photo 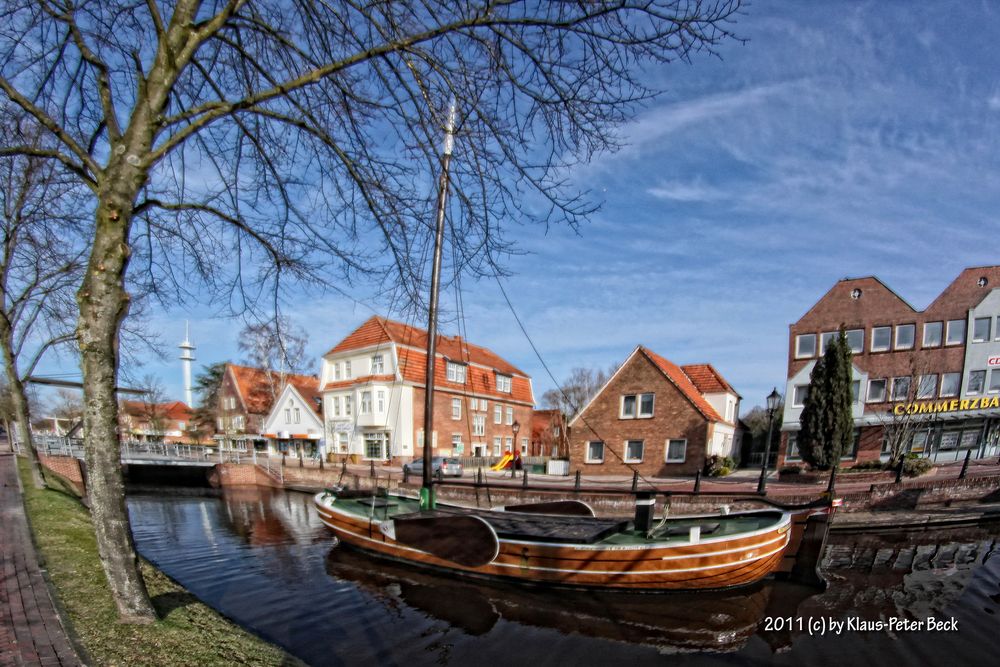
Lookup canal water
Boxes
[127,487,1000,666]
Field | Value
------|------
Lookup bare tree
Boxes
[48,388,84,421]
[238,317,309,399]
[1,0,743,622]
[874,356,941,467]
[137,374,169,442]
[541,365,619,418]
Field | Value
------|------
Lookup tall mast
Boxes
[420,99,457,510]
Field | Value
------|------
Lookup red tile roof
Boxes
[229,364,320,415]
[640,348,723,422]
[324,316,534,404]
[680,363,738,396]
[531,409,562,437]
[120,400,192,421]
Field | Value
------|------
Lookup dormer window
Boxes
[496,374,512,393]
[447,361,467,383]
[371,354,384,374]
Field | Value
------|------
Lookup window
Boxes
[851,380,860,402]
[792,385,809,407]
[496,374,512,393]
[493,437,502,456]
[795,334,816,358]
[639,393,654,417]
[494,404,502,424]
[344,395,352,416]
[895,324,915,350]
[786,434,800,461]
[285,408,291,422]
[480,399,487,412]
[333,397,341,417]
[364,432,387,459]
[361,391,372,414]
[521,437,528,451]
[344,360,352,378]
[946,319,966,345]
[371,354,384,374]
[923,321,943,347]
[447,362,467,383]
[996,316,1000,340]
[625,440,644,463]
[334,363,342,381]
[845,329,864,353]
[867,379,887,403]
[337,432,348,452]
[820,331,838,354]
[891,376,910,401]
[377,390,385,413]
[917,374,937,399]
[469,397,477,411]
[974,317,992,342]
[293,408,300,424]
[217,417,224,430]
[666,439,687,463]
[451,398,462,420]
[451,434,463,454]
[586,441,605,463]
[940,372,961,397]
[990,370,1000,393]
[871,326,891,352]
[504,436,513,452]
[473,415,485,436]
[968,370,986,395]
[621,395,637,418]
[505,406,514,425]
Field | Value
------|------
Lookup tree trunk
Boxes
[0,325,46,488]
[77,183,157,623]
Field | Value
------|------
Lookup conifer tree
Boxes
[798,329,855,469]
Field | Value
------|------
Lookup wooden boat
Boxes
[314,490,832,591]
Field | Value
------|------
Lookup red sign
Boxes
[989,356,1000,367]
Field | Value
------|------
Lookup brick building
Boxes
[779,267,1000,467]
[216,363,320,452]
[320,316,534,463]
[568,346,740,476]
[118,399,199,444]
[530,409,567,458]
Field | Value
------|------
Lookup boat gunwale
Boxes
[313,492,793,552]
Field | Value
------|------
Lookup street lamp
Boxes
[757,388,781,494]
[511,420,521,478]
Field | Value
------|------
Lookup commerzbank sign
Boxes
[892,396,1000,416]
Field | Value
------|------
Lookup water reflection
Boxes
[127,487,1000,666]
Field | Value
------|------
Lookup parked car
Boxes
[403,457,463,477]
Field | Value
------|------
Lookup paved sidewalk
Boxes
[0,453,81,666]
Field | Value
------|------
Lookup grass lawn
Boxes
[17,457,300,666]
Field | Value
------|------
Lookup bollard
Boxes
[895,458,904,484]
[960,449,972,479]
[299,452,304,468]
[477,467,483,485]
[282,452,287,467]
[693,470,701,494]
[522,469,528,488]
[342,460,348,475]
[370,460,376,477]
[631,470,638,492]
[574,470,581,491]
[319,456,324,471]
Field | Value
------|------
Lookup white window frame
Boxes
[360,391,372,414]
[946,319,966,346]
[585,440,605,463]
[620,394,637,418]
[344,395,352,416]
[469,397,477,411]
[505,406,514,425]
[820,331,838,354]
[371,354,384,374]
[866,379,887,403]
[624,439,644,463]
[377,390,385,413]
[521,436,529,452]
[940,372,961,398]
[845,329,864,353]
[916,374,937,400]
[923,321,943,348]
[493,437,502,457]
[894,323,915,350]
[493,404,502,424]
[665,439,687,463]
[504,436,513,452]
[447,361,467,384]
[293,408,300,424]
[968,370,987,395]
[890,376,911,402]
[333,397,341,418]
[334,363,342,381]
[638,393,654,418]
[973,317,992,343]
[792,384,809,408]
[451,434,463,452]
[344,360,352,378]
[472,414,485,436]
[989,369,1000,394]
[496,374,512,393]
[451,397,462,420]
[871,326,891,352]
[481,399,488,412]
[795,334,816,359]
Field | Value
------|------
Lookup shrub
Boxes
[902,455,933,477]
[845,460,884,472]
[779,466,802,475]
[704,455,736,477]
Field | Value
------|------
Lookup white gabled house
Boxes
[261,381,325,458]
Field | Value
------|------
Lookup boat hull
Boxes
[314,494,801,591]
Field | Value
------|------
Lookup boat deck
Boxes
[326,493,784,546]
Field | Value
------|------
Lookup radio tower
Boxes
[179,321,196,407]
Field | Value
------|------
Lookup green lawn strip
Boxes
[17,457,300,667]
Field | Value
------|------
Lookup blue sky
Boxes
[38,1,1000,413]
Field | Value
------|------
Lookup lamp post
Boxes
[757,388,781,494]
[511,420,521,478]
